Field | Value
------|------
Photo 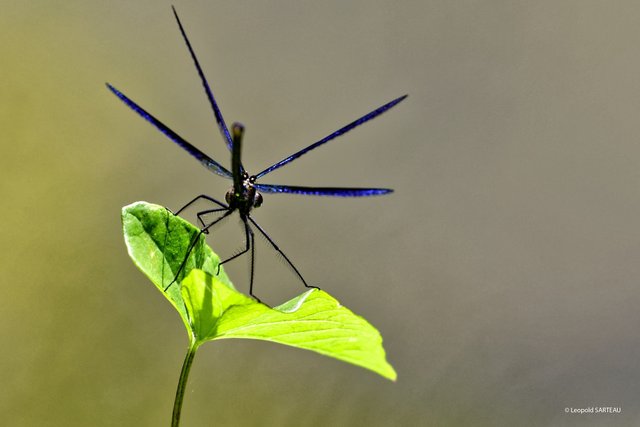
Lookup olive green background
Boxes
[2,1,640,426]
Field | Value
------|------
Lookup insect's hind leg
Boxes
[248,216,317,291]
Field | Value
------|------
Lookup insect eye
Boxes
[254,193,263,208]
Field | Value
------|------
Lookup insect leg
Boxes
[196,207,228,234]
[174,194,228,216]
[247,224,257,299]
[215,219,261,301]
[164,208,234,291]
[217,217,252,271]
[248,216,317,290]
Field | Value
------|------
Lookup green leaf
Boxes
[121,201,233,333]
[181,269,397,381]
[122,201,396,381]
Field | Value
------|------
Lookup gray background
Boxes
[2,1,639,426]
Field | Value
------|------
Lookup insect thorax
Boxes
[225,174,263,212]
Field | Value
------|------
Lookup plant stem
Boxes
[172,339,199,427]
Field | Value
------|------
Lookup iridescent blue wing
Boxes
[106,83,233,179]
[172,7,236,156]
[254,184,392,197]
[254,94,408,179]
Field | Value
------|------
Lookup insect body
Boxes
[107,7,407,300]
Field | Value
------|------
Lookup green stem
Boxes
[172,339,199,427]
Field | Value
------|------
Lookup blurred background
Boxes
[2,1,640,426]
